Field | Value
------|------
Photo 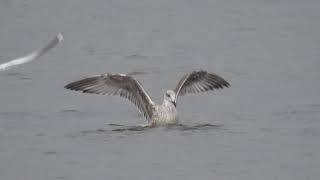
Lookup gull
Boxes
[65,70,230,126]
[0,34,63,71]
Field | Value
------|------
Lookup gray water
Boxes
[1,0,320,179]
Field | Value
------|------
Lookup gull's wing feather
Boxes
[174,70,230,104]
[65,74,155,121]
[0,34,63,71]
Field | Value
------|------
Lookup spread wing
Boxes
[174,70,230,104]
[0,34,63,71]
[65,73,155,121]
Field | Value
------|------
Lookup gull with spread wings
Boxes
[65,70,230,126]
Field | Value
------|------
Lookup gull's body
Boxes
[65,70,229,126]
[152,94,178,125]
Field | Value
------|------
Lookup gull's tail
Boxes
[0,33,63,71]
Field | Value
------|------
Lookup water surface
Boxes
[0,0,320,179]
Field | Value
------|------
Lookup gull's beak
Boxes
[172,101,176,107]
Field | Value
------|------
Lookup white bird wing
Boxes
[174,70,230,104]
[65,73,155,121]
[0,34,63,71]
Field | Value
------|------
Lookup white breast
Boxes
[151,104,178,125]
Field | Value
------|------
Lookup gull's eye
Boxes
[166,93,170,97]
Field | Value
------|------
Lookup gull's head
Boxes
[164,90,176,106]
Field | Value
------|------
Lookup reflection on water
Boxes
[126,54,148,59]
[273,103,320,122]
[0,72,32,80]
[79,123,224,134]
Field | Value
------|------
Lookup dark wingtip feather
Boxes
[64,81,78,90]
[225,80,230,88]
[64,82,76,90]
[175,70,230,96]
[207,72,230,90]
[64,76,100,92]
[64,81,82,91]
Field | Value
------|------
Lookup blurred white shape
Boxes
[0,33,63,71]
